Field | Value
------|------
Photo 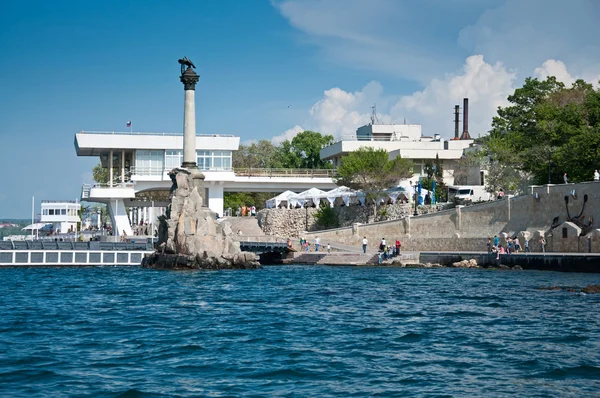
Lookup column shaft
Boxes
[182,90,196,167]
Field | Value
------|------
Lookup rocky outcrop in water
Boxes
[142,168,260,270]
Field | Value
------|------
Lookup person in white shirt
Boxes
[315,237,320,252]
[362,237,368,253]
[594,170,599,181]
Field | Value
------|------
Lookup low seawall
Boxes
[419,252,600,273]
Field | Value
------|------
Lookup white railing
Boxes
[130,166,233,176]
[81,183,135,199]
[233,168,336,178]
[236,235,287,243]
[78,131,235,137]
[333,135,412,144]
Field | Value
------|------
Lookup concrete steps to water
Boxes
[286,252,380,266]
[220,216,264,237]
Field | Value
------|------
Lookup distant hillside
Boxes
[0,219,30,225]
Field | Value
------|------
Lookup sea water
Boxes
[1,266,599,397]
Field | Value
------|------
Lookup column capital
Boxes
[180,67,200,90]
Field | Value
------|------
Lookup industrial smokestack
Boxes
[461,98,472,140]
[454,105,460,139]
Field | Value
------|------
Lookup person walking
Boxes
[595,170,599,182]
[315,236,320,252]
[514,237,520,253]
[493,235,499,248]
[540,236,546,252]
[362,236,368,254]
[564,173,569,184]
[327,243,331,253]
[395,239,401,257]
[524,238,530,253]
[487,237,492,253]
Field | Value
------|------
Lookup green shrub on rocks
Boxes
[314,206,339,229]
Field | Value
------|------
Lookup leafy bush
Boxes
[314,206,339,229]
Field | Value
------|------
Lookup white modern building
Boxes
[75,131,336,237]
[40,200,81,234]
[320,122,476,186]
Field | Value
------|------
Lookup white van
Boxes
[448,186,489,203]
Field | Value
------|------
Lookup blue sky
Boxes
[1,0,598,218]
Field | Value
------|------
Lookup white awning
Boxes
[22,223,53,231]
[265,190,297,209]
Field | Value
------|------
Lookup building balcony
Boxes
[81,183,136,200]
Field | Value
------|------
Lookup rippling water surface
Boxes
[1,266,600,397]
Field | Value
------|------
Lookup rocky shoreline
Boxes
[141,252,260,270]
[147,168,260,271]
[382,258,524,270]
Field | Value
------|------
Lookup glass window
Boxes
[165,150,182,169]
[49,209,54,215]
[135,150,164,175]
[61,209,66,215]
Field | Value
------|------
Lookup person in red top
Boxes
[395,239,401,256]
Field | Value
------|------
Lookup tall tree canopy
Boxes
[334,147,413,221]
[233,140,282,169]
[232,131,334,170]
[282,130,334,169]
[483,76,600,187]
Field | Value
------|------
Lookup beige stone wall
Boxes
[302,182,600,253]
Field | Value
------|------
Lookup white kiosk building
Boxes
[40,200,81,234]
[75,131,336,237]
[320,99,478,186]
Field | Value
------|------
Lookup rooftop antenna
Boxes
[370,104,380,125]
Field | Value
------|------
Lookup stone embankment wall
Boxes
[298,182,600,253]
[256,203,451,238]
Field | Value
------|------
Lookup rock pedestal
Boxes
[142,168,260,270]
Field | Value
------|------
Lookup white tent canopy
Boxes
[22,223,53,231]
[265,190,297,209]
[288,188,327,209]
[322,186,357,207]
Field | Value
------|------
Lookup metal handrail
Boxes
[233,168,336,178]
[78,131,235,137]
[236,235,287,243]
[130,166,233,176]
[85,182,135,189]
[332,135,416,144]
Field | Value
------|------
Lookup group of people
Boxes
[488,235,546,259]
[362,237,401,264]
[299,236,331,253]
[236,206,256,217]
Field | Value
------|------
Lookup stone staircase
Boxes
[221,216,265,236]
[286,252,380,266]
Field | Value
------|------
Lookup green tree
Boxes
[484,76,600,187]
[279,130,334,169]
[314,206,339,229]
[93,162,109,184]
[233,140,282,169]
[334,147,413,222]
[224,192,277,213]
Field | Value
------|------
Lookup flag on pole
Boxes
[126,121,132,128]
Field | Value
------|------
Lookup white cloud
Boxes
[282,55,517,140]
[534,60,576,86]
[391,55,516,137]
[272,125,304,145]
[458,0,600,81]
[276,0,600,85]
[534,59,600,87]
[274,0,467,82]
